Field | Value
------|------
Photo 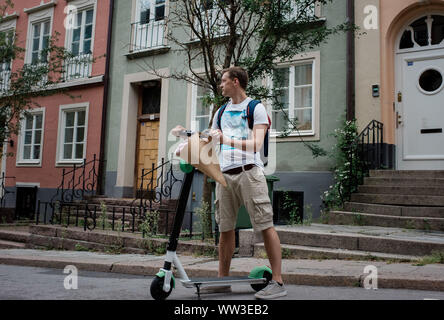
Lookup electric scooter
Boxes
[149,130,272,300]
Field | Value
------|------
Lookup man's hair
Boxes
[222,67,249,90]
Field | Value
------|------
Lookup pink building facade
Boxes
[1,0,112,218]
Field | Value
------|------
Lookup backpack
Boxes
[216,99,271,166]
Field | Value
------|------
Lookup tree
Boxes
[0,0,97,158]
[140,0,351,237]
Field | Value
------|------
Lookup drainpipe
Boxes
[97,0,115,195]
[346,0,355,121]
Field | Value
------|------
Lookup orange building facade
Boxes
[355,0,444,170]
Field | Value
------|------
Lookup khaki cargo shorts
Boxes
[214,165,274,233]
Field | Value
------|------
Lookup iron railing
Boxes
[0,172,15,208]
[130,19,166,52]
[50,154,104,204]
[343,120,384,202]
[0,68,11,93]
[35,200,208,239]
[63,53,92,81]
[37,157,218,242]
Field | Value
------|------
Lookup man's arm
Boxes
[211,124,268,152]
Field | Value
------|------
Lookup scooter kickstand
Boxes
[195,284,201,300]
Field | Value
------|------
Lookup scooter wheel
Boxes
[250,268,272,292]
[150,275,173,300]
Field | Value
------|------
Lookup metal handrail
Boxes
[342,120,384,202]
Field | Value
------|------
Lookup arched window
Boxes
[399,15,444,50]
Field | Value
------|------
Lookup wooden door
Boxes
[135,82,161,196]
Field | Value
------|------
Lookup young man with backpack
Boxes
[209,66,287,300]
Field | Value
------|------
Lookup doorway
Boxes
[395,14,444,170]
[15,186,38,220]
[135,80,161,196]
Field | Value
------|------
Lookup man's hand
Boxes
[209,129,224,144]
[171,125,186,138]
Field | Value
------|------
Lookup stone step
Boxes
[350,193,444,206]
[0,239,26,249]
[80,197,178,209]
[246,224,444,257]
[369,170,444,178]
[358,185,444,196]
[254,243,421,263]
[344,202,444,218]
[0,229,30,243]
[328,211,444,232]
[363,177,444,187]
[28,225,215,256]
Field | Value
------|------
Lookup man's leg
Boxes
[218,229,236,277]
[262,227,283,284]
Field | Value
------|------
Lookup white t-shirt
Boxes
[211,97,269,172]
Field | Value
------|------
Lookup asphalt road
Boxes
[0,264,443,300]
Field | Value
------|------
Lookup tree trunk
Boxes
[202,174,213,238]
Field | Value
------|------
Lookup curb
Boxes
[1,253,444,292]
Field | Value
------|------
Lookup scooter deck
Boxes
[181,276,266,288]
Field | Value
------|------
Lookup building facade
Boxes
[103,0,350,221]
[355,0,444,170]
[1,0,112,218]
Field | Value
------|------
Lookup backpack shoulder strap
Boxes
[216,103,229,130]
[246,100,261,129]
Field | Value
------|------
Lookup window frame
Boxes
[191,80,215,132]
[266,52,320,139]
[191,0,230,40]
[0,28,14,92]
[16,108,45,166]
[56,103,89,165]
[25,6,54,66]
[64,4,96,80]
[135,0,166,24]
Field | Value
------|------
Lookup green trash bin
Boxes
[208,174,280,229]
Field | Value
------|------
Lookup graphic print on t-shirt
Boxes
[220,109,248,151]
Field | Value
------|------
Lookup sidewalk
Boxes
[0,248,443,292]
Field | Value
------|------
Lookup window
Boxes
[0,29,14,93]
[30,20,50,65]
[60,108,87,162]
[71,8,94,56]
[131,0,166,51]
[19,111,44,164]
[192,0,229,39]
[139,0,165,23]
[191,82,214,132]
[286,0,318,21]
[399,15,444,50]
[65,7,94,80]
[271,62,314,135]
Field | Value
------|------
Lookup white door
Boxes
[395,14,444,170]
[396,51,444,170]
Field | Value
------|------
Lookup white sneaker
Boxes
[255,280,287,300]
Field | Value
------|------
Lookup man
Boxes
[209,66,287,300]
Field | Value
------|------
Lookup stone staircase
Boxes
[240,170,444,262]
[329,170,444,231]
[0,226,30,249]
